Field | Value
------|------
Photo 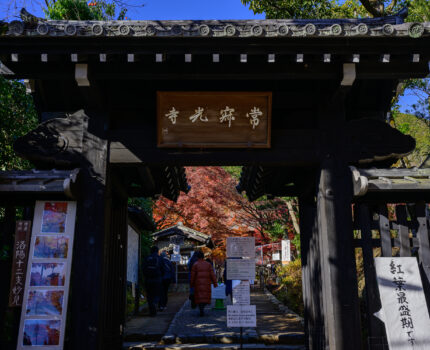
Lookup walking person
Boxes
[191,251,218,316]
[159,250,175,311]
[142,246,164,317]
[188,251,199,309]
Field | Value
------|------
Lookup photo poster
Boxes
[17,201,77,350]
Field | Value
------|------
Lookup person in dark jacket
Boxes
[143,246,164,316]
[187,251,199,308]
[159,250,175,310]
[191,251,218,316]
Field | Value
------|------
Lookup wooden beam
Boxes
[317,158,362,350]
[299,195,324,350]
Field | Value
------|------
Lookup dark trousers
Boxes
[145,281,161,316]
[198,303,207,316]
[159,279,171,308]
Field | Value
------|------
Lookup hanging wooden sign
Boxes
[9,220,32,307]
[157,92,272,148]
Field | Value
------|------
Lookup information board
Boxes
[272,252,280,261]
[227,237,255,258]
[211,283,226,299]
[227,305,256,328]
[17,201,77,350]
[375,257,430,350]
[173,244,180,255]
[227,259,256,280]
[232,280,250,305]
[171,254,181,262]
[281,239,291,264]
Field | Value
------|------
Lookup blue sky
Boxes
[0,0,419,113]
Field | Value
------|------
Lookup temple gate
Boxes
[1,10,430,350]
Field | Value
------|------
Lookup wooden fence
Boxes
[353,202,430,349]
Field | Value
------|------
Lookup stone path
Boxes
[125,291,189,342]
[124,285,305,349]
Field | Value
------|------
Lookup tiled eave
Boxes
[4,18,430,39]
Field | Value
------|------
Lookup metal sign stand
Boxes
[240,327,243,349]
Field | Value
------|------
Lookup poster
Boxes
[227,237,255,258]
[227,259,255,280]
[34,236,69,259]
[227,305,256,327]
[26,290,64,316]
[23,319,61,346]
[272,252,280,261]
[232,280,250,305]
[17,201,76,350]
[30,263,66,287]
[374,257,430,350]
[41,202,68,233]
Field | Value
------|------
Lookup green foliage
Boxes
[267,220,285,240]
[275,259,303,315]
[406,0,430,22]
[222,166,242,180]
[0,76,38,171]
[44,0,127,21]
[241,0,406,19]
[392,113,430,166]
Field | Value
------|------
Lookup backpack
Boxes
[144,255,160,279]
[162,258,172,277]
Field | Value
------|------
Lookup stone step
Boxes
[159,332,305,345]
[124,342,305,350]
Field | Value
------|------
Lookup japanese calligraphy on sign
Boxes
[9,220,32,307]
[374,257,430,350]
[157,92,271,148]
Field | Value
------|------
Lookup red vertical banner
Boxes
[9,220,32,307]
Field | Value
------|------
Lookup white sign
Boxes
[233,280,250,305]
[227,305,256,327]
[211,283,226,299]
[281,239,291,263]
[171,254,181,262]
[227,237,255,258]
[272,252,280,261]
[227,259,255,280]
[173,244,180,255]
[375,257,430,350]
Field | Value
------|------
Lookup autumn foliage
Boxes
[153,166,296,261]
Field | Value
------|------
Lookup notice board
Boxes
[17,201,77,350]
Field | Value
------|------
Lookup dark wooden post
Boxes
[317,157,362,350]
[68,110,111,350]
[299,195,325,349]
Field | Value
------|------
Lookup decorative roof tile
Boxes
[4,18,429,39]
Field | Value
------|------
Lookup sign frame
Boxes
[157,91,272,149]
[227,259,256,280]
[227,304,257,328]
[227,237,255,259]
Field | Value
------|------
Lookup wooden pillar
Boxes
[68,110,111,350]
[317,157,362,350]
[299,195,325,350]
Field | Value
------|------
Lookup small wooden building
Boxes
[152,222,214,264]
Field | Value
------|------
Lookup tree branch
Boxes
[359,0,383,17]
